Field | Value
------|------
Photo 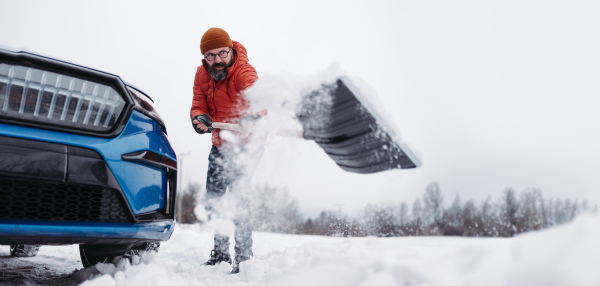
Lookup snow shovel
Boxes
[212,76,421,174]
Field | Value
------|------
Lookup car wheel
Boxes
[79,245,115,267]
[10,245,41,257]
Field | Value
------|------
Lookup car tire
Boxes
[10,245,41,257]
[79,245,115,267]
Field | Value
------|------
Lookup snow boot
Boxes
[230,258,243,274]
[230,252,252,274]
[203,249,232,266]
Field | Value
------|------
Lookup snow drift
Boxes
[70,213,600,286]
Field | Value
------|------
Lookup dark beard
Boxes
[206,57,234,81]
[208,62,227,81]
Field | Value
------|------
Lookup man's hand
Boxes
[192,114,214,134]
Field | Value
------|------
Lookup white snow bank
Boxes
[79,213,600,286]
[458,213,600,286]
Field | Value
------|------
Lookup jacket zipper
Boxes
[211,85,217,120]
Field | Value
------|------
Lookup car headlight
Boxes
[0,62,126,132]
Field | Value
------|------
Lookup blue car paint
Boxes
[0,110,176,241]
[0,219,174,241]
[99,110,176,214]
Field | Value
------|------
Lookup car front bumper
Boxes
[0,219,174,245]
[0,110,177,245]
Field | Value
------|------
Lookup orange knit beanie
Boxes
[200,27,233,54]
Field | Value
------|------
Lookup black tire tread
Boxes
[10,245,40,257]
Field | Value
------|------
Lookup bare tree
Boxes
[462,199,480,236]
[178,182,202,224]
[443,194,463,236]
[500,188,519,236]
[396,202,410,235]
[422,182,444,235]
[480,196,500,237]
[519,188,547,232]
[410,198,423,235]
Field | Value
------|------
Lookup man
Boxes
[190,27,262,274]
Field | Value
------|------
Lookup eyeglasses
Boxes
[204,48,231,61]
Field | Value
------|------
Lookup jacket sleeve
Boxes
[234,64,268,117]
[190,66,211,120]
[234,64,258,93]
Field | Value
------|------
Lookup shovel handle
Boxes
[212,122,239,131]
[212,122,304,138]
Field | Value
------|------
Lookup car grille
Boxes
[0,179,133,223]
[0,62,126,133]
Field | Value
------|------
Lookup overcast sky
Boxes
[2,0,600,217]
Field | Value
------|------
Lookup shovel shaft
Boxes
[212,122,239,131]
[212,122,304,138]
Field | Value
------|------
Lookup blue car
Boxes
[0,48,177,267]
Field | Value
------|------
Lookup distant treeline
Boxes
[178,182,597,238]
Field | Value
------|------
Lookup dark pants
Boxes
[205,145,253,260]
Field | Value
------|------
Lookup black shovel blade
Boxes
[297,76,421,174]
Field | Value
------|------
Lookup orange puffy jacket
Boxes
[190,41,261,148]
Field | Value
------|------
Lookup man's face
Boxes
[204,46,234,81]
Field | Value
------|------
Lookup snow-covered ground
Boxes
[1,213,598,286]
